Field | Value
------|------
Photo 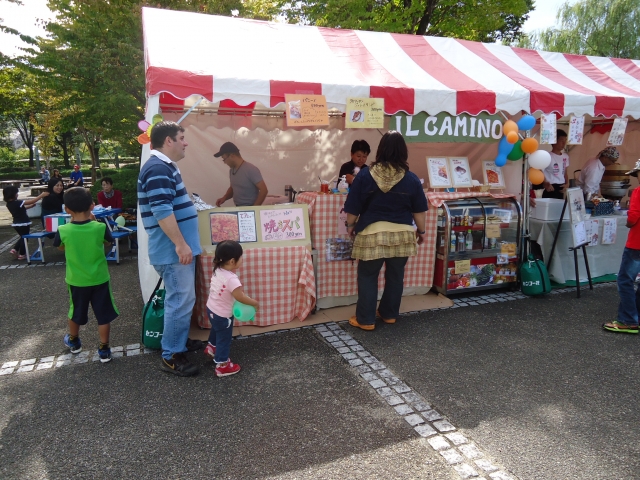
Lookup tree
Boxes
[529,0,640,58]
[276,0,534,42]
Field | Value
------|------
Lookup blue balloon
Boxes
[517,115,536,131]
[495,155,508,167]
[498,135,515,156]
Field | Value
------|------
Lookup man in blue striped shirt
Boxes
[138,121,203,376]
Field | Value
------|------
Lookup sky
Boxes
[0,0,573,58]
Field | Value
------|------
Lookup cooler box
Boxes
[44,214,70,232]
[530,198,565,221]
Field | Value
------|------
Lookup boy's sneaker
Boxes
[63,334,82,354]
[161,353,199,377]
[215,360,241,377]
[98,346,112,363]
[204,343,216,359]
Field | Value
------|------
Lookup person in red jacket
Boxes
[97,177,122,209]
[603,161,640,334]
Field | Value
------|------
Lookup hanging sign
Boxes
[345,98,384,128]
[607,118,628,146]
[392,112,503,143]
[540,113,557,145]
[568,115,585,145]
[284,94,329,127]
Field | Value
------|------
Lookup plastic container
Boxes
[232,301,256,322]
[26,200,42,219]
[530,198,565,221]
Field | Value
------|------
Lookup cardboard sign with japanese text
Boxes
[568,115,585,145]
[345,97,384,128]
[607,118,628,146]
[540,113,557,144]
[285,94,329,127]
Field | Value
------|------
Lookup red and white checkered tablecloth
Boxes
[296,192,436,299]
[193,246,316,328]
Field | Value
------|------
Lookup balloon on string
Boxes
[517,115,536,131]
[495,154,508,167]
[521,137,539,154]
[152,114,164,124]
[138,120,150,132]
[137,133,150,144]
[115,215,126,227]
[233,301,256,322]
[507,140,524,161]
[505,131,519,144]
[528,168,545,185]
[503,120,518,135]
[528,149,552,170]
[498,135,515,156]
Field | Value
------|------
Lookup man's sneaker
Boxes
[185,338,206,352]
[63,334,82,354]
[98,346,112,363]
[204,343,216,359]
[215,360,241,377]
[161,353,199,377]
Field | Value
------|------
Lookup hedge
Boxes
[90,168,140,209]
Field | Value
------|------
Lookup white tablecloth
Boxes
[529,215,628,283]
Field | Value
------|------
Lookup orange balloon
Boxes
[503,120,518,135]
[137,133,150,144]
[521,137,539,154]
[506,131,519,144]
[528,168,545,185]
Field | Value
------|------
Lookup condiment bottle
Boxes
[466,229,473,250]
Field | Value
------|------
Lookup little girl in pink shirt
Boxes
[204,240,259,377]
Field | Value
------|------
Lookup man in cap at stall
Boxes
[214,142,268,207]
[603,160,640,334]
[577,146,619,199]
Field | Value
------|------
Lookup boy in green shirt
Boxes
[54,187,118,362]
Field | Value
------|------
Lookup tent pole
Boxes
[177,96,204,124]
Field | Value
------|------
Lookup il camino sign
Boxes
[392,112,504,143]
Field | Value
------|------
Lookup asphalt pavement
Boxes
[1,225,639,479]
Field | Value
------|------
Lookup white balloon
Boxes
[528,150,551,170]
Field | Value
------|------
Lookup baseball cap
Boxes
[73,165,80,170]
[213,142,240,158]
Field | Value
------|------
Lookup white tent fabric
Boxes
[142,7,640,119]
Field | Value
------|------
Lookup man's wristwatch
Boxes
[417,229,426,234]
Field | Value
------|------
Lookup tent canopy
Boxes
[142,7,640,119]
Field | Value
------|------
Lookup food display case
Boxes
[433,196,522,294]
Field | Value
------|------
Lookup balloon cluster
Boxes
[136,114,164,145]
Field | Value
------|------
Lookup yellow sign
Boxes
[455,260,471,274]
[500,242,517,256]
[345,97,384,128]
[284,94,329,127]
[486,224,501,238]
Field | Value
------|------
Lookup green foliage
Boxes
[277,0,534,41]
[90,167,140,209]
[530,0,640,58]
[0,146,17,162]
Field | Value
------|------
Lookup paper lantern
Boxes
[521,137,539,154]
[528,168,545,185]
[233,301,256,322]
[507,140,524,161]
[528,150,551,170]
[503,120,518,135]
[517,115,536,131]
[506,131,519,144]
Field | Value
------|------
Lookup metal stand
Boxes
[546,197,568,269]
[569,242,593,298]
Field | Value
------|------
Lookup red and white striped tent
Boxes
[142,7,640,119]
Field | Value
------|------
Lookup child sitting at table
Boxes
[3,186,49,260]
[204,240,259,377]
[53,187,118,362]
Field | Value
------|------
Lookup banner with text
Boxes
[392,112,504,143]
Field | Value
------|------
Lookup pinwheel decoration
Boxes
[136,114,164,144]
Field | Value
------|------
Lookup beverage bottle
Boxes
[450,231,456,251]
[457,232,466,252]
[466,229,473,250]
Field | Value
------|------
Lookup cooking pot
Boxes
[600,180,631,200]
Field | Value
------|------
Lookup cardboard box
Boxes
[530,198,565,221]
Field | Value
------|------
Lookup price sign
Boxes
[455,260,471,274]
[345,97,384,128]
[486,224,501,238]
[500,242,516,256]
[284,94,329,127]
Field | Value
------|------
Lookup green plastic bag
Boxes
[141,278,164,349]
[520,254,551,296]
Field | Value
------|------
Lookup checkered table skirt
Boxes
[193,246,316,328]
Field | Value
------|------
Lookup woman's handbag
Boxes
[141,278,165,349]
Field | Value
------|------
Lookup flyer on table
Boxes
[345,98,384,128]
[284,94,329,127]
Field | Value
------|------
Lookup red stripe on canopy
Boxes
[147,67,213,101]
[270,81,322,108]
[392,35,495,115]
[318,28,414,114]
[610,58,640,83]
[564,54,640,97]
[513,49,623,117]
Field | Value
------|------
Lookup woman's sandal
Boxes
[602,321,639,334]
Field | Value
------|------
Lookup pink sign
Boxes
[259,208,306,242]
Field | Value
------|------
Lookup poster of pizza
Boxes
[448,157,473,188]
[426,157,452,188]
[210,213,240,244]
[482,161,505,188]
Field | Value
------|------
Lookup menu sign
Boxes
[284,94,329,127]
[260,207,307,242]
[345,97,384,128]
[607,117,628,146]
[238,211,257,242]
[540,113,557,144]
[568,115,585,145]
[210,211,257,244]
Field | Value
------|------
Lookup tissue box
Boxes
[44,214,70,232]
[530,198,565,221]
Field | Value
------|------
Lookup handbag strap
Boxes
[147,277,163,303]
[533,259,551,294]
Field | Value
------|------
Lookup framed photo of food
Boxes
[426,157,452,188]
[482,161,505,188]
[210,212,241,245]
[448,157,473,188]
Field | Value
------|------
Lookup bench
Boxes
[1,180,22,188]
[30,185,48,196]
[22,231,56,264]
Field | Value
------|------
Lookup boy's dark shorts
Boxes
[68,281,119,326]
